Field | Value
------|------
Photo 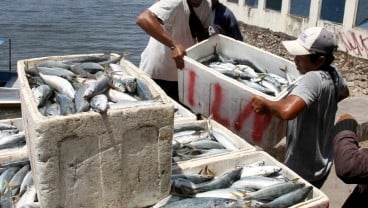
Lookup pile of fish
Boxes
[153,161,313,208]
[0,122,38,208]
[172,121,238,162]
[26,53,161,116]
[197,53,293,97]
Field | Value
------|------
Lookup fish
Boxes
[171,173,214,184]
[74,84,90,113]
[0,132,25,149]
[0,166,20,194]
[90,94,109,113]
[39,73,75,100]
[0,197,14,208]
[19,170,33,197]
[0,123,17,131]
[32,84,53,107]
[194,167,243,193]
[55,93,76,115]
[183,139,225,150]
[109,63,129,76]
[98,52,127,66]
[37,66,76,81]
[0,129,19,138]
[15,184,38,208]
[173,123,205,134]
[83,74,109,99]
[209,129,237,151]
[158,197,247,208]
[231,175,286,190]
[71,62,104,74]
[36,60,70,70]
[136,79,154,100]
[4,164,31,197]
[242,181,305,202]
[43,102,61,116]
[106,88,138,103]
[260,185,313,208]
[241,165,282,178]
[193,187,248,200]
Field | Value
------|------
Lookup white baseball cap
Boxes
[282,27,337,55]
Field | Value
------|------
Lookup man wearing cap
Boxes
[251,27,349,188]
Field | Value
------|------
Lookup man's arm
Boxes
[333,115,368,184]
[251,95,307,120]
[136,9,186,69]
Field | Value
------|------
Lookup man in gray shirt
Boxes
[251,27,349,188]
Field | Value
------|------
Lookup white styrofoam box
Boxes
[170,97,197,123]
[17,54,175,208]
[172,119,256,166]
[0,118,28,166]
[173,150,329,208]
[178,34,301,150]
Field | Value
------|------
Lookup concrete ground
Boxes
[267,95,368,208]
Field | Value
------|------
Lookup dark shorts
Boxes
[153,79,179,102]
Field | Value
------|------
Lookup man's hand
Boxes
[171,43,186,69]
[251,95,268,114]
[337,114,355,123]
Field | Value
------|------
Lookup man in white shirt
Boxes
[136,0,212,101]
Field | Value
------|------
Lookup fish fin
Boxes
[291,178,301,182]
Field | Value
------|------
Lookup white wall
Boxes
[223,0,368,59]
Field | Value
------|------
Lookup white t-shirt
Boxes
[139,0,212,81]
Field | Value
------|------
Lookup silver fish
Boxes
[231,176,286,190]
[243,181,305,201]
[184,140,225,150]
[109,63,129,76]
[241,165,282,178]
[36,60,70,70]
[74,84,90,113]
[0,166,20,194]
[32,84,53,107]
[159,197,246,208]
[0,123,17,131]
[0,132,25,149]
[194,187,248,200]
[171,173,214,184]
[16,184,38,208]
[0,197,14,208]
[37,66,76,81]
[194,167,243,193]
[55,93,76,115]
[71,62,104,74]
[44,103,61,116]
[260,185,313,208]
[136,79,154,100]
[4,164,31,197]
[39,73,75,100]
[83,74,109,99]
[107,88,138,103]
[90,94,109,113]
[19,170,33,197]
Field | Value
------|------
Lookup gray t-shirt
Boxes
[285,67,347,182]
